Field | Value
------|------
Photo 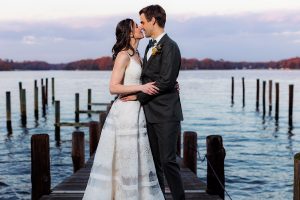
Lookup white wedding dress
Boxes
[83,54,164,200]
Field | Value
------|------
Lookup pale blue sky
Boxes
[1,0,300,63]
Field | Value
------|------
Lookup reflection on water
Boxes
[0,70,299,200]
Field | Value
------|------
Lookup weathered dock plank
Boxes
[40,156,221,200]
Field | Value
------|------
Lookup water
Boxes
[0,70,299,200]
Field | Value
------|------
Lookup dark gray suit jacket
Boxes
[137,34,183,123]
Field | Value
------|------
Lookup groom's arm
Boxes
[137,42,181,105]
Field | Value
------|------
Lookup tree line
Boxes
[0,56,299,71]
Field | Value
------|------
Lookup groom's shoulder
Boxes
[164,35,179,49]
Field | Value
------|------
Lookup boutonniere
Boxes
[152,44,163,56]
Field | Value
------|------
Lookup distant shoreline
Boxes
[1,56,299,70]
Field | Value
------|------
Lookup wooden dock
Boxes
[40,155,221,200]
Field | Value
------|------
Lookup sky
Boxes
[0,0,300,63]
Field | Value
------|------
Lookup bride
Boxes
[82,18,165,200]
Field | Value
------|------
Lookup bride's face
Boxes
[132,22,144,40]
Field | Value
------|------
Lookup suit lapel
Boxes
[142,45,150,75]
[144,34,169,69]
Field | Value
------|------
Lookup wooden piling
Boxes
[45,78,48,105]
[262,81,266,116]
[88,89,92,117]
[256,79,260,111]
[31,134,50,200]
[75,93,80,123]
[89,121,100,156]
[206,135,226,200]
[42,86,46,116]
[268,80,272,115]
[275,83,279,121]
[6,91,12,132]
[183,131,197,175]
[72,131,85,173]
[106,104,112,113]
[242,77,245,107]
[34,81,39,120]
[21,89,27,126]
[294,153,300,200]
[51,77,55,103]
[231,77,234,105]
[55,101,60,141]
[177,129,182,157]
[99,112,107,135]
[289,84,294,127]
[19,82,22,113]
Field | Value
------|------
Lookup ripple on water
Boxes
[1,70,300,199]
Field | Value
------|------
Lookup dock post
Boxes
[88,89,92,117]
[275,83,279,121]
[75,93,80,123]
[262,81,266,116]
[31,134,50,200]
[106,104,112,113]
[21,89,27,126]
[183,131,197,174]
[268,80,272,115]
[19,82,22,113]
[51,77,55,104]
[42,86,46,116]
[177,128,182,157]
[231,77,234,105]
[34,80,39,120]
[242,77,245,107]
[55,101,61,141]
[89,121,100,156]
[256,79,260,111]
[72,131,85,173]
[45,78,48,105]
[295,153,300,200]
[99,112,107,136]
[206,135,226,200]
[289,84,294,127]
[6,91,12,133]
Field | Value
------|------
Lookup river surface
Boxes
[0,70,299,199]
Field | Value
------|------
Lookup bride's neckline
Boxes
[129,56,142,67]
[126,51,142,67]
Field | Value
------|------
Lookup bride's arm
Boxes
[109,52,159,95]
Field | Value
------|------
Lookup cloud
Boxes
[22,35,38,45]
[272,31,300,36]
[21,35,66,45]
[293,39,300,44]
[0,11,300,62]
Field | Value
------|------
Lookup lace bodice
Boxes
[123,56,142,85]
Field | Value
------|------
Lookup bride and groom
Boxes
[83,4,185,200]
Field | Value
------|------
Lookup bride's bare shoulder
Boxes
[113,51,130,69]
[115,51,130,61]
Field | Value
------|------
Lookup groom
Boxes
[122,4,185,200]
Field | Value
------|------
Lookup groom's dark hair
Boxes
[139,5,166,28]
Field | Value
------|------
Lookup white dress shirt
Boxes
[147,32,166,60]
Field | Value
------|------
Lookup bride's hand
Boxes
[140,82,159,95]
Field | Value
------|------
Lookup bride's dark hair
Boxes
[112,18,135,60]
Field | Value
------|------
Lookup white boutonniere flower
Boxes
[152,44,163,56]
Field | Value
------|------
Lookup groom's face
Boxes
[139,13,153,38]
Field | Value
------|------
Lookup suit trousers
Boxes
[147,121,185,200]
